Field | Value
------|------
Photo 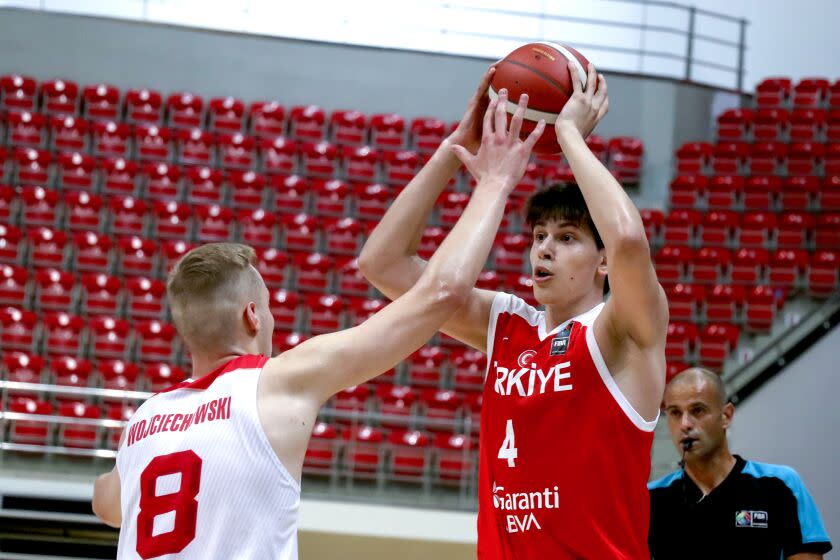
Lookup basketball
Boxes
[490,42,591,153]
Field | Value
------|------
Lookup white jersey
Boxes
[116,355,300,560]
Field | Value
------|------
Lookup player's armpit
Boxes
[92,466,122,528]
[439,287,497,353]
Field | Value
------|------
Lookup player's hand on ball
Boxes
[555,63,608,140]
[451,89,545,193]
[448,65,496,153]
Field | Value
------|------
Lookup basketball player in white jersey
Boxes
[361,62,669,558]
[91,89,545,559]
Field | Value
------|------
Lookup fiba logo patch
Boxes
[735,510,768,528]
[517,350,537,368]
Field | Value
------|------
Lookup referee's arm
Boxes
[780,468,832,559]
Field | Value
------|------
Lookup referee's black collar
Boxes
[683,454,746,502]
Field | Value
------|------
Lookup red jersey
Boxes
[477,294,657,559]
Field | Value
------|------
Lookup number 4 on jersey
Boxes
[498,419,518,467]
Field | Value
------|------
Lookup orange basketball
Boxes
[490,42,591,154]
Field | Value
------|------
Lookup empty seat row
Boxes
[676,141,840,177]
[717,108,840,142]
[755,77,840,110]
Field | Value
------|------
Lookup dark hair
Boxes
[524,183,609,294]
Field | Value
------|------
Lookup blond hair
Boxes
[167,243,262,351]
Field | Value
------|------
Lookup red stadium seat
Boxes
[303,293,344,334]
[354,182,392,223]
[0,306,38,353]
[756,77,792,108]
[700,211,738,247]
[304,422,340,476]
[777,212,815,250]
[325,217,363,256]
[9,397,53,446]
[665,283,704,323]
[494,233,530,272]
[58,402,101,449]
[144,363,187,392]
[737,212,778,249]
[289,105,326,141]
[692,247,731,285]
[135,320,178,363]
[451,348,486,393]
[666,362,689,384]
[745,285,783,333]
[808,250,840,297]
[152,201,193,240]
[676,142,713,175]
[272,330,307,355]
[52,356,93,391]
[74,241,110,284]
[712,142,749,175]
[160,239,195,276]
[260,136,298,175]
[176,128,215,167]
[707,175,744,211]
[511,162,541,199]
[105,402,137,448]
[109,196,148,238]
[283,213,321,253]
[249,101,286,139]
[20,186,60,229]
[271,174,309,215]
[822,175,840,211]
[218,133,256,170]
[82,83,120,121]
[65,191,104,233]
[143,161,182,201]
[269,289,300,331]
[34,268,75,313]
[101,157,139,197]
[814,213,840,250]
[43,311,85,357]
[433,432,473,486]
[669,175,706,210]
[503,273,538,307]
[410,118,446,154]
[475,270,502,291]
[1,74,37,111]
[28,227,67,269]
[436,192,468,229]
[41,79,79,117]
[336,257,370,297]
[239,208,277,248]
[50,116,88,152]
[0,264,29,309]
[255,247,288,289]
[125,277,166,320]
[166,92,205,130]
[388,430,430,482]
[15,147,52,186]
[825,143,840,175]
[420,389,462,433]
[417,226,447,260]
[748,142,787,176]
[698,323,740,371]
[666,321,698,362]
[608,136,643,184]
[640,209,665,246]
[58,151,96,192]
[790,109,826,141]
[3,351,46,385]
[663,210,701,246]
[406,345,447,387]
[229,170,267,209]
[134,125,173,163]
[787,142,823,175]
[752,109,788,142]
[706,284,745,324]
[332,385,371,425]
[793,78,830,109]
[779,176,817,212]
[382,150,420,186]
[0,185,13,224]
[6,111,47,148]
[330,110,367,146]
[184,166,224,205]
[313,179,350,217]
[769,249,808,291]
[343,145,379,182]
[301,141,339,178]
[0,229,23,272]
[342,425,384,477]
[375,384,415,429]
[716,108,753,141]
[80,273,122,316]
[195,204,235,242]
[370,113,405,149]
[116,236,157,278]
[99,359,141,396]
[347,297,385,327]
[208,96,245,133]
[125,88,163,125]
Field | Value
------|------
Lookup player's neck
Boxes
[685,445,737,495]
[543,292,604,333]
[190,351,248,379]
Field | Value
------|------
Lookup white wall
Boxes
[732,324,840,556]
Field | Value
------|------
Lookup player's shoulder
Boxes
[491,291,541,326]
[741,459,803,489]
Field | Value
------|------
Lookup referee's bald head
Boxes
[665,367,728,408]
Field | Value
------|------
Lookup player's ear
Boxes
[597,249,608,276]
[722,402,735,429]
[244,301,260,335]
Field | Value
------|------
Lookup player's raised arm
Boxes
[359,66,502,352]
[554,64,668,406]
[265,93,545,404]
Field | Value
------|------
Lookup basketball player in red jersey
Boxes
[361,62,668,559]
[91,91,545,559]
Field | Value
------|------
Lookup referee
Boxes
[648,368,832,559]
